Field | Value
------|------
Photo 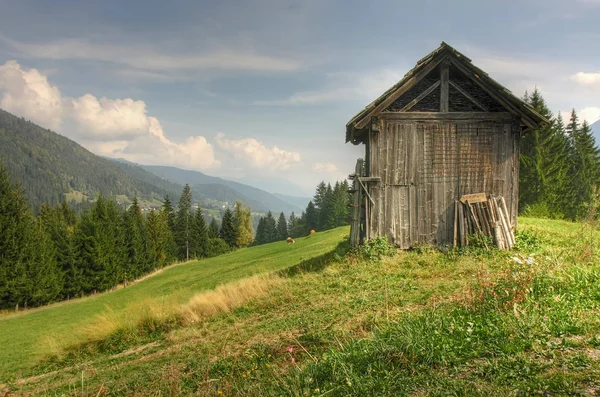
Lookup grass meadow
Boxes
[3,217,600,396]
[0,226,348,381]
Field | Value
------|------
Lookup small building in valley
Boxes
[346,42,548,249]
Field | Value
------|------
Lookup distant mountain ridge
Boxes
[0,108,303,214]
[139,165,303,214]
[0,108,181,210]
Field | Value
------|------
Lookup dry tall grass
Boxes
[48,274,283,355]
[180,274,282,325]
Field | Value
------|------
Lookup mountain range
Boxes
[0,108,309,214]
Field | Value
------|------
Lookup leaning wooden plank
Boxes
[495,197,513,249]
[460,192,487,204]
[466,201,488,249]
[458,201,465,247]
[453,200,459,248]
[499,197,515,247]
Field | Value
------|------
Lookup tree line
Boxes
[0,163,254,310]
[253,180,351,245]
[519,89,600,220]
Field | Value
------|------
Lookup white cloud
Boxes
[0,60,63,129]
[571,71,600,87]
[68,95,152,140]
[0,60,220,171]
[215,132,301,171]
[1,35,300,73]
[313,162,339,173]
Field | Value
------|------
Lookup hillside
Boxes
[4,218,600,395]
[0,108,181,210]
[142,165,303,214]
[0,227,348,380]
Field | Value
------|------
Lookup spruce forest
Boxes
[1,88,599,312]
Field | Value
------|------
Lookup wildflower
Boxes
[268,354,272,358]
[554,295,561,302]
[288,346,294,353]
[217,391,223,395]
[242,373,247,378]
[291,357,295,364]
[265,363,271,368]
[346,380,352,387]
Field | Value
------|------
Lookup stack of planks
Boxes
[453,193,515,250]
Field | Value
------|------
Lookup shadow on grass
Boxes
[277,240,351,278]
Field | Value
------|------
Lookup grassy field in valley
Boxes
[0,227,348,381]
[4,217,600,396]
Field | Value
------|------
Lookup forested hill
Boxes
[0,108,182,210]
[141,165,303,214]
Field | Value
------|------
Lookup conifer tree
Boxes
[123,197,149,279]
[175,184,193,261]
[263,211,277,243]
[219,207,236,248]
[254,217,267,245]
[39,203,79,299]
[276,212,288,240]
[208,217,219,239]
[190,207,208,258]
[305,201,318,232]
[161,196,178,260]
[520,88,572,218]
[146,209,172,269]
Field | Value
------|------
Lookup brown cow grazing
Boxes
[310,229,316,235]
[286,237,295,244]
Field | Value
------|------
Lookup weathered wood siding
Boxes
[366,117,520,248]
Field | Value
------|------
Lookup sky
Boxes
[0,0,599,196]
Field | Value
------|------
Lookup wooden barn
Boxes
[346,42,548,249]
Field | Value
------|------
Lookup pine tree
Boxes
[39,203,78,299]
[276,212,288,240]
[263,211,278,243]
[208,217,219,239]
[161,196,178,261]
[233,201,254,247]
[73,195,125,294]
[162,195,176,232]
[305,201,318,232]
[123,197,149,279]
[0,162,62,308]
[313,181,328,229]
[290,211,307,237]
[190,207,208,258]
[520,88,572,218]
[146,209,173,269]
[254,217,267,245]
[219,207,236,248]
[175,185,193,261]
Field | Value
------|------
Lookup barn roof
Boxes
[346,42,549,144]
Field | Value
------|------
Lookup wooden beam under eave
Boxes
[399,80,441,112]
[440,61,449,112]
[355,56,445,129]
[448,80,489,112]
[448,58,538,129]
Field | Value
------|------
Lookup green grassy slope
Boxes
[0,227,349,380]
[6,217,600,395]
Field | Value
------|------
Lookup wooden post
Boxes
[349,159,364,246]
[453,200,458,248]
[440,60,449,112]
